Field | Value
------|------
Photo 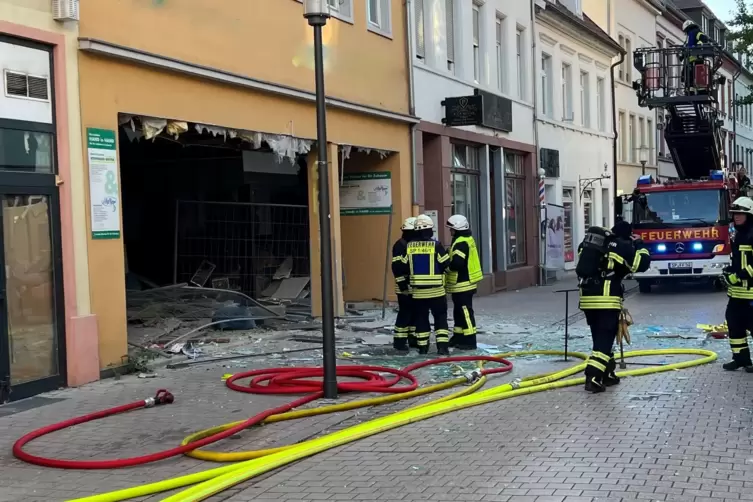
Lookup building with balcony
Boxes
[409,0,538,292]
[534,0,623,272]
[0,0,95,401]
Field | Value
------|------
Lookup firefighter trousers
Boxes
[393,293,417,350]
[726,298,753,366]
[584,309,620,380]
[450,290,477,348]
[413,295,450,352]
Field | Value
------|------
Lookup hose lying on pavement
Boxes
[60,348,717,502]
[13,356,513,470]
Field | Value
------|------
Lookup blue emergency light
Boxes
[637,175,652,185]
[656,243,667,252]
[709,170,724,180]
[692,242,703,251]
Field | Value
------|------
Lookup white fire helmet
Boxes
[414,214,435,230]
[730,196,753,216]
[446,214,470,231]
[682,20,697,32]
[401,217,417,231]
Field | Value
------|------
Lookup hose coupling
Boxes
[464,369,482,383]
[510,379,521,390]
[143,397,156,408]
[154,389,175,406]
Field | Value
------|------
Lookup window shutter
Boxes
[446,0,455,63]
[415,0,425,58]
[27,76,49,101]
[5,71,27,97]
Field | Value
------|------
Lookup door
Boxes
[0,186,65,402]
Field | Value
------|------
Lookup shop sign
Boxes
[87,128,121,239]
[340,172,392,215]
[442,90,513,132]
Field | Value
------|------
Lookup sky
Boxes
[702,0,738,22]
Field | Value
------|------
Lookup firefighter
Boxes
[577,221,651,393]
[392,217,417,351]
[681,19,710,94]
[721,196,753,371]
[405,214,451,355]
[445,214,483,350]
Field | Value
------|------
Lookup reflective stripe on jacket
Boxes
[578,239,651,310]
[446,235,483,293]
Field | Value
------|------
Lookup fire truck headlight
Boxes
[692,242,703,252]
[656,243,667,253]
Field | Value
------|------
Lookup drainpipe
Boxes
[531,0,544,285]
[610,51,625,221]
[733,67,741,167]
[405,0,418,206]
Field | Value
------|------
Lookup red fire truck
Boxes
[626,42,739,292]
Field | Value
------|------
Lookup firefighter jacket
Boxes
[685,28,710,62]
[446,232,483,293]
[724,226,753,300]
[398,239,450,299]
[391,233,412,295]
[578,238,651,310]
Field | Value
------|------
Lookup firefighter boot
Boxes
[585,352,608,394]
[436,342,450,356]
[722,360,753,371]
[393,337,409,352]
[408,333,418,348]
[585,375,606,393]
[455,335,477,351]
[603,354,620,387]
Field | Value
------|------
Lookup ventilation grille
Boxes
[3,71,50,102]
[52,0,79,21]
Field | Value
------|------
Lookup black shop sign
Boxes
[441,89,513,132]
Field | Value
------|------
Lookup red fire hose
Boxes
[13,356,512,469]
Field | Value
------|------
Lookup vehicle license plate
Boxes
[669,262,692,269]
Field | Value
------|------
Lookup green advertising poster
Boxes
[339,172,392,215]
[87,128,121,239]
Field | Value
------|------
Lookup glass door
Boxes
[0,187,65,402]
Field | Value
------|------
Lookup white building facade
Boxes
[583,0,663,194]
[535,0,623,270]
[410,0,540,291]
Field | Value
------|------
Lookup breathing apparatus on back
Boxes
[576,226,615,282]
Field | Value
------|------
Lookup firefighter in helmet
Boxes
[445,214,483,350]
[576,221,651,393]
[681,19,710,94]
[722,197,753,371]
[392,217,417,351]
[405,214,451,355]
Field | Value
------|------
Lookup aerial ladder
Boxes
[632,44,726,179]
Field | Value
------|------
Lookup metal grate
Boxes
[173,200,310,299]
[4,72,27,97]
[27,76,49,101]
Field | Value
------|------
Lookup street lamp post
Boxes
[638,145,649,175]
[303,0,338,399]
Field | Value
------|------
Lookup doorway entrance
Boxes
[0,184,65,403]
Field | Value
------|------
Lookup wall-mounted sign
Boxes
[340,172,392,215]
[442,89,513,132]
[87,128,121,239]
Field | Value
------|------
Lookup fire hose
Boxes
[10,349,716,502]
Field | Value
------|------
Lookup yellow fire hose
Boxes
[69,348,716,502]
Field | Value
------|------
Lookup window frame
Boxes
[366,0,392,38]
[562,188,575,263]
[504,151,527,268]
[580,70,590,128]
[596,77,605,131]
[450,143,482,259]
[542,53,552,117]
[516,27,525,100]
[472,2,481,83]
[561,62,572,121]
[496,15,505,92]
[446,0,456,73]
[414,0,426,59]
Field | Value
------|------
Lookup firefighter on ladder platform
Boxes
[576,222,651,393]
[392,217,417,352]
[681,19,710,95]
[722,197,753,372]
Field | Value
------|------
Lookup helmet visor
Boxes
[730,204,750,213]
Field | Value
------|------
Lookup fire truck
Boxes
[624,43,740,293]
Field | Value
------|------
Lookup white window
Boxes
[446,0,455,73]
[629,114,636,162]
[516,28,524,99]
[647,118,654,164]
[580,71,590,127]
[367,0,392,36]
[618,35,625,81]
[472,3,481,82]
[562,63,572,121]
[583,190,593,234]
[324,0,353,21]
[618,111,626,161]
[625,39,632,81]
[702,15,709,33]
[415,0,425,59]
[542,54,552,117]
[496,16,504,91]
[639,117,645,153]
[563,188,575,263]
[601,187,610,227]
[596,77,605,131]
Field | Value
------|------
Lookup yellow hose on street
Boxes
[68,348,714,502]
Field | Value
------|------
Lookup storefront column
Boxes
[307,144,345,318]
[479,145,493,274]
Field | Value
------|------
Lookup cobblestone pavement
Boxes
[0,279,748,502]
